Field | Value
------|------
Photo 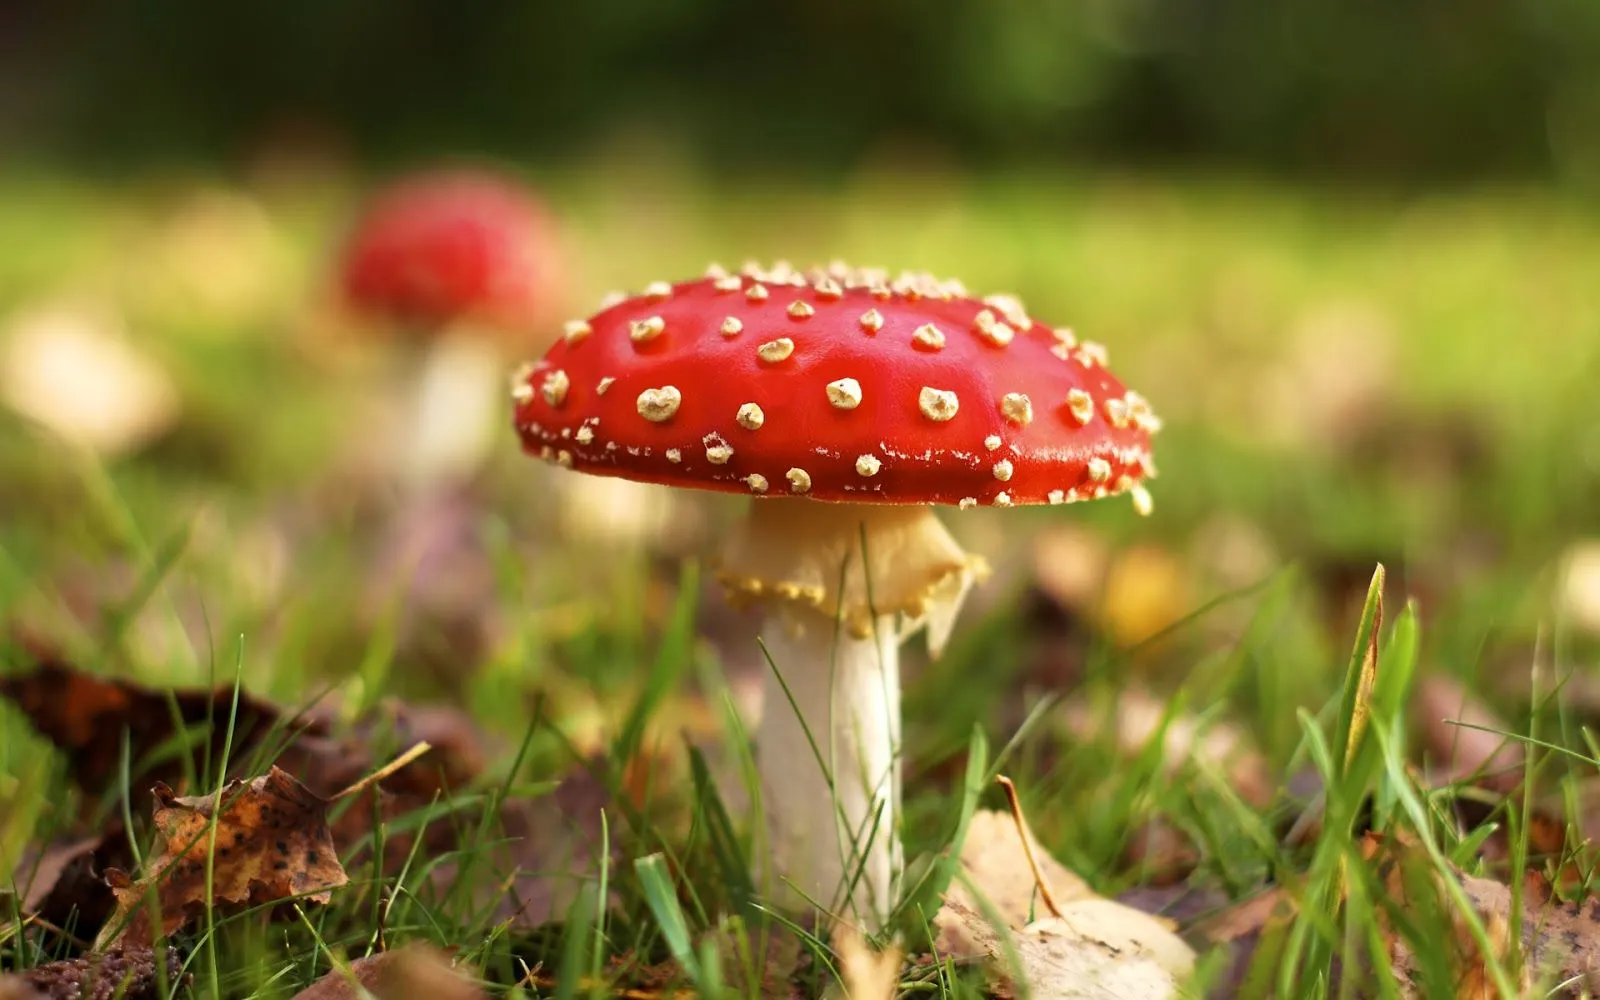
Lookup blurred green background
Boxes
[4,0,1600,185]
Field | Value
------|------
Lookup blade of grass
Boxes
[687,743,756,917]
[635,853,707,991]
[554,883,600,1000]
[202,637,248,999]
[1337,564,1385,776]
[891,724,987,941]
[615,561,700,766]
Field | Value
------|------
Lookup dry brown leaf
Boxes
[1115,882,1233,928]
[424,764,617,932]
[0,947,186,1000]
[1407,673,1585,884]
[9,828,131,944]
[1029,531,1189,651]
[375,700,488,793]
[1186,887,1295,947]
[0,653,286,800]
[292,945,483,1000]
[3,652,485,889]
[1120,819,1202,887]
[830,925,902,1000]
[1361,833,1600,996]
[361,487,504,683]
[934,809,1094,955]
[935,791,1194,1000]
[940,897,1195,1000]
[1186,844,1600,996]
[1413,675,1525,795]
[1030,526,1110,615]
[0,977,41,1000]
[1101,546,1191,650]
[99,767,347,947]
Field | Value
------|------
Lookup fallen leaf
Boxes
[940,897,1196,1000]
[830,924,902,1000]
[935,785,1195,1000]
[1030,531,1191,652]
[1183,887,1297,999]
[100,767,348,948]
[1115,882,1232,927]
[1404,674,1582,883]
[1030,525,1110,616]
[1185,887,1295,947]
[373,699,489,797]
[934,809,1094,955]
[0,947,186,1000]
[9,828,131,944]
[292,944,483,1000]
[1363,832,1600,992]
[1100,546,1192,650]
[360,488,503,689]
[0,978,38,1000]
[0,653,286,801]
[2,651,485,878]
[1119,819,1201,887]
[1186,837,1600,997]
[427,764,617,932]
[1413,674,1524,795]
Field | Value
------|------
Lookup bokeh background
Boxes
[7,0,1600,183]
[3,0,1600,866]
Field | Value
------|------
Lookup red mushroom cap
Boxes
[339,170,562,335]
[511,262,1159,512]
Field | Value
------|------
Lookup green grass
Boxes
[3,164,1600,997]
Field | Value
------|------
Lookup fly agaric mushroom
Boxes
[511,261,1159,927]
[339,168,564,487]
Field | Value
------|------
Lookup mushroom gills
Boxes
[716,499,986,655]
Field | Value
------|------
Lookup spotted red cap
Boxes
[511,262,1159,512]
[340,169,561,334]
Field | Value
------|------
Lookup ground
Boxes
[1,161,1599,997]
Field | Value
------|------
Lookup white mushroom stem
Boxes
[758,606,902,926]
[719,499,984,930]
[397,326,505,491]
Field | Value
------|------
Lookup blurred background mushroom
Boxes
[333,167,568,491]
[0,298,181,460]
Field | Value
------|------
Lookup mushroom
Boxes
[338,168,565,488]
[510,262,1160,928]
